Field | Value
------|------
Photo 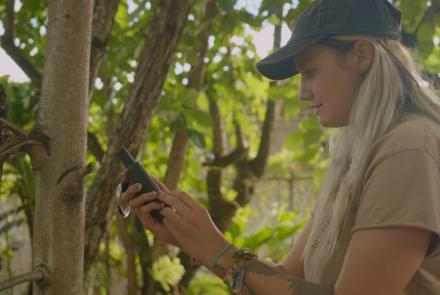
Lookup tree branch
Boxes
[0,0,42,88]
[0,268,45,292]
[84,0,193,274]
[0,118,43,158]
[250,7,282,178]
[87,131,104,161]
[422,70,440,90]
[413,2,440,36]
[209,95,224,156]
[203,146,248,167]
[88,0,121,98]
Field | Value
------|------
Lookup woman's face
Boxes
[293,43,364,128]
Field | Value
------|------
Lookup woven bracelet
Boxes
[210,243,234,269]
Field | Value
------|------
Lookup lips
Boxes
[311,103,323,108]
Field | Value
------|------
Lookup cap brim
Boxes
[256,34,326,80]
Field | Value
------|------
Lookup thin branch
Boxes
[208,96,223,156]
[250,6,282,178]
[0,269,44,292]
[0,138,40,157]
[261,176,313,182]
[0,42,43,88]
[413,2,440,36]
[233,118,246,150]
[87,131,104,161]
[251,99,276,178]
[422,70,440,90]
[3,0,15,41]
[0,0,42,88]
[203,145,247,168]
[0,118,27,136]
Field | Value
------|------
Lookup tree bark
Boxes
[144,0,217,292]
[84,0,193,274]
[88,0,121,99]
[30,0,92,294]
[177,6,282,292]
[116,215,138,295]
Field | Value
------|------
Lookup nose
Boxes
[299,81,312,101]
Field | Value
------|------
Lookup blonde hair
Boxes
[301,35,440,283]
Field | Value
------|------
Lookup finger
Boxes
[140,201,165,215]
[160,207,184,228]
[167,190,197,209]
[121,183,143,203]
[129,191,158,209]
[150,175,169,193]
[139,202,182,219]
[155,191,190,215]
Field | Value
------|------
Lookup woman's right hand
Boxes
[120,175,180,248]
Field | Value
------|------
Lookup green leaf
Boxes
[183,108,212,127]
[401,0,427,32]
[228,221,243,239]
[218,0,236,12]
[238,10,261,27]
[416,20,436,58]
[284,132,304,150]
[268,83,296,101]
[244,227,272,250]
[259,0,284,15]
[273,223,303,240]
[188,129,206,148]
[304,129,322,146]
[169,116,186,132]
[268,15,281,26]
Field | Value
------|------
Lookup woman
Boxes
[121,0,440,294]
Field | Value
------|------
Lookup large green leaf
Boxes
[183,108,213,127]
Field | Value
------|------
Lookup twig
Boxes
[0,118,27,136]
[0,138,40,157]
[413,2,440,35]
[0,0,42,88]
[0,269,44,292]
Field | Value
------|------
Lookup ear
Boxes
[351,39,374,73]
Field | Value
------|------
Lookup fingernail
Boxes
[135,184,142,190]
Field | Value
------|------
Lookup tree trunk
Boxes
[144,0,217,292]
[88,0,121,99]
[30,0,92,294]
[84,0,192,274]
[116,215,138,295]
[177,6,283,292]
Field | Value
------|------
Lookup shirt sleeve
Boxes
[351,149,440,259]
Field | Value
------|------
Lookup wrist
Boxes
[200,238,231,267]
[215,244,238,269]
[213,247,258,294]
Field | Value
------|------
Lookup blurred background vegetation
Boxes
[0,0,439,294]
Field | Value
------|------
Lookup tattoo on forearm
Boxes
[244,260,334,295]
[212,259,333,295]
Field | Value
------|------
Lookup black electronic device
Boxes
[117,146,164,221]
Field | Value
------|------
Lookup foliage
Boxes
[0,0,439,293]
[150,255,185,292]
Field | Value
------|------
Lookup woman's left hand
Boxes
[150,189,230,267]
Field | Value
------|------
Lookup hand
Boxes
[154,190,230,267]
[119,172,180,248]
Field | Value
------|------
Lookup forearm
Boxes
[210,247,334,295]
